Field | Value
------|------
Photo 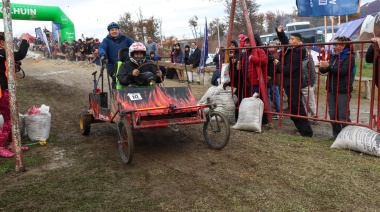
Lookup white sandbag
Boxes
[331,126,380,157]
[0,114,26,137]
[0,114,3,127]
[198,84,224,105]
[220,63,230,84]
[232,93,264,133]
[212,89,235,124]
[24,105,51,141]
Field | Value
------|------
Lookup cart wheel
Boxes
[117,119,134,164]
[203,111,230,150]
[79,111,92,135]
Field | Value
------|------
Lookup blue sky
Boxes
[0,0,374,40]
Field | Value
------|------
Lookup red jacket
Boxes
[247,48,268,86]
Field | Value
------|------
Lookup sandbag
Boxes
[220,63,230,84]
[24,104,51,141]
[331,126,380,157]
[0,114,26,137]
[198,84,224,105]
[232,93,264,133]
[212,89,235,124]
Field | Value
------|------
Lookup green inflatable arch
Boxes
[0,3,75,41]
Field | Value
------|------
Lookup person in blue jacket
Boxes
[98,22,134,87]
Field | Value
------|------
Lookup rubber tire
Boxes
[79,111,91,135]
[118,119,134,164]
[203,111,230,150]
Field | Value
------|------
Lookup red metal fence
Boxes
[221,40,380,132]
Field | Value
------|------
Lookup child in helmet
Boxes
[116,42,162,88]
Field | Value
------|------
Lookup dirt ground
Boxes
[0,53,380,211]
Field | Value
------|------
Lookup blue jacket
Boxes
[98,34,134,70]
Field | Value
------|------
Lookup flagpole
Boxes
[324,16,327,42]
[217,21,220,48]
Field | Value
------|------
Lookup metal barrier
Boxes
[220,40,380,133]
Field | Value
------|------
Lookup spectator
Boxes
[268,41,281,119]
[211,47,224,86]
[145,36,158,55]
[301,47,317,121]
[274,24,313,137]
[173,43,185,83]
[149,51,167,80]
[184,44,190,65]
[98,22,134,88]
[319,36,355,138]
[238,34,247,48]
[365,37,380,88]
[188,42,201,84]
[0,32,29,157]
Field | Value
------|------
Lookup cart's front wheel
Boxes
[203,111,230,150]
[79,111,92,135]
[117,119,134,164]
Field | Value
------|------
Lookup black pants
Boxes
[285,85,313,137]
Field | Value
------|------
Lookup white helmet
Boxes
[129,42,146,57]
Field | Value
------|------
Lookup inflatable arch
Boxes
[0,3,75,41]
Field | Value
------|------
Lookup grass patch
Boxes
[0,157,39,174]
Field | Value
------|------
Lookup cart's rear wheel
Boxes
[118,119,134,164]
[203,111,230,150]
[16,67,25,78]
[79,111,92,135]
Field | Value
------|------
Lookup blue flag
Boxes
[199,18,208,74]
[35,27,50,53]
[296,0,359,17]
[51,22,61,44]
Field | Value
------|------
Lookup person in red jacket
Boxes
[244,35,268,97]
[0,32,30,158]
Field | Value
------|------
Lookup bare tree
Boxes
[135,7,145,42]
[189,15,198,39]
[118,12,136,40]
[224,0,261,38]
[209,18,227,41]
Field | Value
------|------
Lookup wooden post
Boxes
[2,0,25,172]
[240,0,273,127]
[225,0,237,63]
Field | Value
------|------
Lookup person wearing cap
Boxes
[98,22,134,87]
[238,34,247,48]
[273,24,313,137]
[0,32,30,157]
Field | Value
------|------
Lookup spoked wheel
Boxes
[203,111,230,150]
[117,119,134,164]
[79,110,92,135]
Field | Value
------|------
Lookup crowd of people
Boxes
[209,24,379,139]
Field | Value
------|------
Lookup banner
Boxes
[360,12,380,36]
[51,22,61,44]
[331,17,364,41]
[35,27,50,53]
[296,0,359,17]
[199,18,208,74]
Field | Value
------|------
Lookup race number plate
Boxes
[127,93,142,101]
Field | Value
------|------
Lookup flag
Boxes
[35,27,50,53]
[296,0,359,17]
[199,18,208,74]
[51,22,61,44]
[331,17,364,41]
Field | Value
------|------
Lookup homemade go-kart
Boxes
[79,48,230,164]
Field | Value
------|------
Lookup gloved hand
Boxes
[100,56,108,65]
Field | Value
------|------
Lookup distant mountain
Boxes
[360,0,380,17]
